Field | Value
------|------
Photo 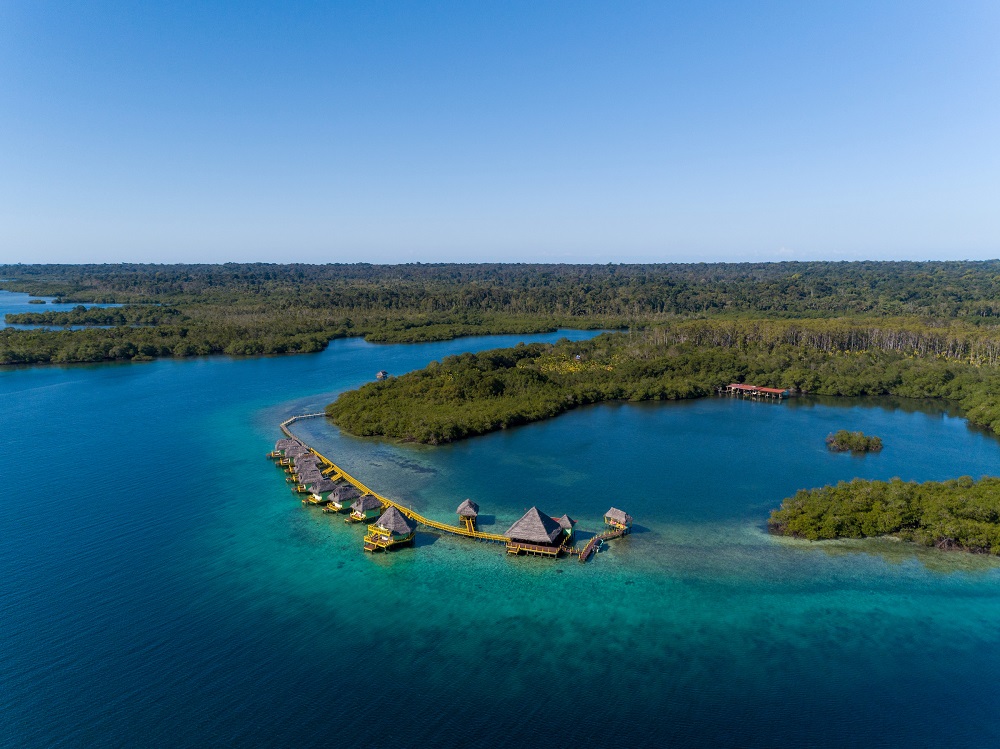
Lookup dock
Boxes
[273,413,632,562]
[278,416,509,544]
[577,525,630,563]
[719,383,789,400]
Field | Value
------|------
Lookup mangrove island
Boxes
[826,430,883,453]
[769,476,1000,555]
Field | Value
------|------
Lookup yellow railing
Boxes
[280,415,510,543]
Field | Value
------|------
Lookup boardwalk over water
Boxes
[280,415,510,544]
[278,413,631,559]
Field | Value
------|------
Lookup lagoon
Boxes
[0,289,122,330]
[3,331,1000,748]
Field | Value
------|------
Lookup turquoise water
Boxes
[0,289,121,329]
[3,332,1000,747]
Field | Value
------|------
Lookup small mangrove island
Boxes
[769,476,1000,555]
[826,430,883,454]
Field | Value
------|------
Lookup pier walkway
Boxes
[578,526,630,563]
[280,415,510,544]
[718,383,788,400]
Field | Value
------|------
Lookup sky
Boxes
[0,1,998,264]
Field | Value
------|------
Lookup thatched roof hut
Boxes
[604,507,633,526]
[351,495,382,514]
[375,506,417,536]
[333,485,361,501]
[308,478,338,495]
[275,438,301,451]
[456,499,480,518]
[504,507,563,545]
[556,514,576,530]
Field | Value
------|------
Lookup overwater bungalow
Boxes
[269,438,302,458]
[556,514,577,541]
[291,459,321,479]
[303,478,339,505]
[364,506,417,552]
[292,468,324,492]
[292,461,323,477]
[280,445,310,466]
[456,498,479,531]
[604,507,633,529]
[323,485,362,512]
[504,507,565,557]
[348,494,383,523]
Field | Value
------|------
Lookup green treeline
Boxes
[7,261,1000,365]
[6,305,185,327]
[6,260,1000,317]
[826,430,883,453]
[325,321,1000,443]
[0,311,588,364]
[768,476,1000,555]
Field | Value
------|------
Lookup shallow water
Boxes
[3,333,1000,748]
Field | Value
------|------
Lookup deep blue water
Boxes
[3,332,1000,748]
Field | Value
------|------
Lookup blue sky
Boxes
[1,1,998,264]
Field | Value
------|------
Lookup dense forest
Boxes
[326,320,1000,443]
[6,260,1000,365]
[6,261,1000,318]
[768,476,1000,555]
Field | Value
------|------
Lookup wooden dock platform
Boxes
[274,413,633,562]
[578,526,630,563]
[278,417,510,544]
[719,383,789,400]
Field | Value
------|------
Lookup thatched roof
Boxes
[297,471,323,484]
[556,514,576,530]
[456,498,479,517]
[504,507,563,545]
[309,478,338,494]
[333,485,361,501]
[375,506,416,536]
[275,438,300,450]
[351,494,382,513]
[605,507,633,525]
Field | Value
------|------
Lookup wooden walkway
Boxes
[278,414,632,559]
[578,526,630,563]
[280,415,510,544]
